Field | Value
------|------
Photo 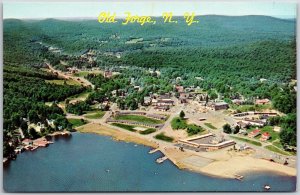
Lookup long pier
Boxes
[149,148,160,154]
[156,156,168,164]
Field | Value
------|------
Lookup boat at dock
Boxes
[234,174,244,181]
[156,156,168,164]
[264,185,271,190]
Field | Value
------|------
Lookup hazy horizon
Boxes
[3,14,296,21]
[4,2,297,19]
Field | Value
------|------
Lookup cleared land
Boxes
[154,133,174,142]
[230,136,262,146]
[139,128,156,135]
[74,71,102,77]
[204,123,217,130]
[114,115,163,124]
[84,111,105,119]
[46,79,80,86]
[111,123,137,132]
[265,145,291,155]
[68,118,86,128]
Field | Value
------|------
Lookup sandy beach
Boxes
[75,122,297,179]
[76,122,158,148]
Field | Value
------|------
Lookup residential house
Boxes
[104,71,113,78]
[248,129,261,138]
[175,85,184,93]
[255,99,270,105]
[260,132,271,141]
[232,99,244,105]
[211,102,229,111]
[143,96,152,106]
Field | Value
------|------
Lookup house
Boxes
[260,78,267,82]
[232,99,244,105]
[273,126,281,132]
[179,93,189,99]
[133,86,141,91]
[175,85,184,93]
[157,100,174,106]
[104,71,113,78]
[143,96,152,106]
[248,129,261,138]
[243,119,266,127]
[255,99,270,105]
[238,129,248,136]
[260,132,271,141]
[154,105,169,111]
[22,139,33,146]
[211,102,229,111]
[179,92,189,104]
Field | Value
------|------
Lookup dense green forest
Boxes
[3,15,297,157]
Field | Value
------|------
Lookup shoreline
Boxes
[75,123,297,179]
[76,123,158,148]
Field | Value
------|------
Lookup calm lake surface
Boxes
[3,132,296,192]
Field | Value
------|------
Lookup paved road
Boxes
[47,63,95,89]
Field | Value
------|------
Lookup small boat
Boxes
[264,185,271,190]
[106,169,110,173]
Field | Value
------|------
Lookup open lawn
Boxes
[230,136,262,146]
[46,79,80,86]
[265,145,291,156]
[272,140,284,149]
[171,117,187,129]
[111,123,137,132]
[154,133,174,142]
[115,115,163,124]
[230,104,272,112]
[204,123,217,130]
[68,118,87,128]
[171,117,205,136]
[84,111,105,119]
[139,128,156,135]
[74,71,102,77]
[247,126,279,142]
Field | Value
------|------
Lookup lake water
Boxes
[3,132,296,192]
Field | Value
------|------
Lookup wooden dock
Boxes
[156,156,168,164]
[149,148,160,154]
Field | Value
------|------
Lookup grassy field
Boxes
[46,79,80,86]
[111,123,137,132]
[71,91,90,99]
[230,104,272,112]
[84,111,105,119]
[115,115,163,124]
[247,126,279,142]
[74,71,102,77]
[154,133,174,142]
[265,145,291,155]
[68,118,87,128]
[139,128,156,135]
[230,136,262,146]
[171,117,187,129]
[204,123,217,130]
[272,140,283,149]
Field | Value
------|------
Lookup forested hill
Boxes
[4,15,295,54]
[4,15,296,83]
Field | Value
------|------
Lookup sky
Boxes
[3,1,297,19]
